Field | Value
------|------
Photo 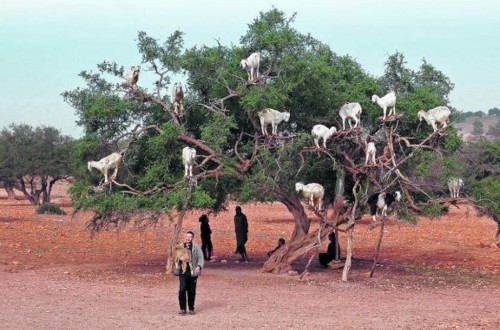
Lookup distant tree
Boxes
[473,120,484,135]
[487,120,500,140]
[0,124,74,204]
[488,107,500,116]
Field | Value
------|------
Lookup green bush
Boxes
[36,203,66,215]
[421,204,448,219]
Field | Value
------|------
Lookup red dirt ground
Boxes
[0,183,499,329]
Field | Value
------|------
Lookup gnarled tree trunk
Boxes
[261,196,311,274]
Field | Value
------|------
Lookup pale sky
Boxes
[1,0,499,138]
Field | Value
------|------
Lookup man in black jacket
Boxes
[176,231,204,315]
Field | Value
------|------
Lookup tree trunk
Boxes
[341,216,354,281]
[165,210,187,273]
[39,176,48,205]
[165,189,193,273]
[261,196,311,274]
[0,181,16,199]
[281,195,311,236]
[342,179,360,282]
[369,218,386,278]
[16,176,37,205]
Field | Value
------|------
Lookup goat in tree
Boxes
[372,91,396,120]
[258,108,290,136]
[367,191,401,222]
[87,152,123,184]
[311,124,337,149]
[295,182,325,211]
[182,147,197,178]
[339,102,362,130]
[417,106,452,132]
[171,82,185,117]
[125,66,140,90]
[365,142,377,165]
[240,52,260,82]
[448,177,464,198]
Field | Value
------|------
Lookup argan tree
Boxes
[63,9,463,278]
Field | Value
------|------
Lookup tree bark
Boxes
[369,218,386,278]
[165,189,193,273]
[261,196,312,274]
[165,211,186,273]
[0,181,16,199]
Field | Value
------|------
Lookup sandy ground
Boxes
[0,183,499,329]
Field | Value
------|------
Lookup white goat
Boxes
[311,124,337,149]
[365,142,377,165]
[372,91,396,120]
[171,82,185,117]
[182,147,197,178]
[295,182,325,211]
[126,66,140,90]
[418,106,452,132]
[258,108,290,136]
[240,52,260,81]
[87,152,122,184]
[448,177,464,198]
[339,102,362,130]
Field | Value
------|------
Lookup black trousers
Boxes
[178,273,198,311]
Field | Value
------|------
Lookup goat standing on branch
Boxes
[87,152,123,184]
[311,124,337,149]
[418,106,452,132]
[367,191,401,222]
[125,66,140,90]
[171,82,185,117]
[240,52,260,82]
[182,147,196,178]
[448,177,464,198]
[339,102,362,130]
[258,108,290,136]
[365,142,377,165]
[372,91,396,120]
[295,182,325,211]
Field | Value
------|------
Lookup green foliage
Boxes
[0,124,73,179]
[488,107,500,116]
[200,114,238,153]
[421,204,448,219]
[36,203,66,215]
[63,8,461,232]
[470,177,500,217]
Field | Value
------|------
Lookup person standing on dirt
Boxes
[199,214,213,261]
[177,230,204,315]
[234,206,249,262]
[318,231,340,268]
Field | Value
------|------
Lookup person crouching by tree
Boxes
[267,238,285,258]
[176,231,204,315]
[199,214,213,261]
[318,232,341,268]
[234,206,249,262]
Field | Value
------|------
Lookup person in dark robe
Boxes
[318,232,341,268]
[234,206,249,262]
[199,214,213,261]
